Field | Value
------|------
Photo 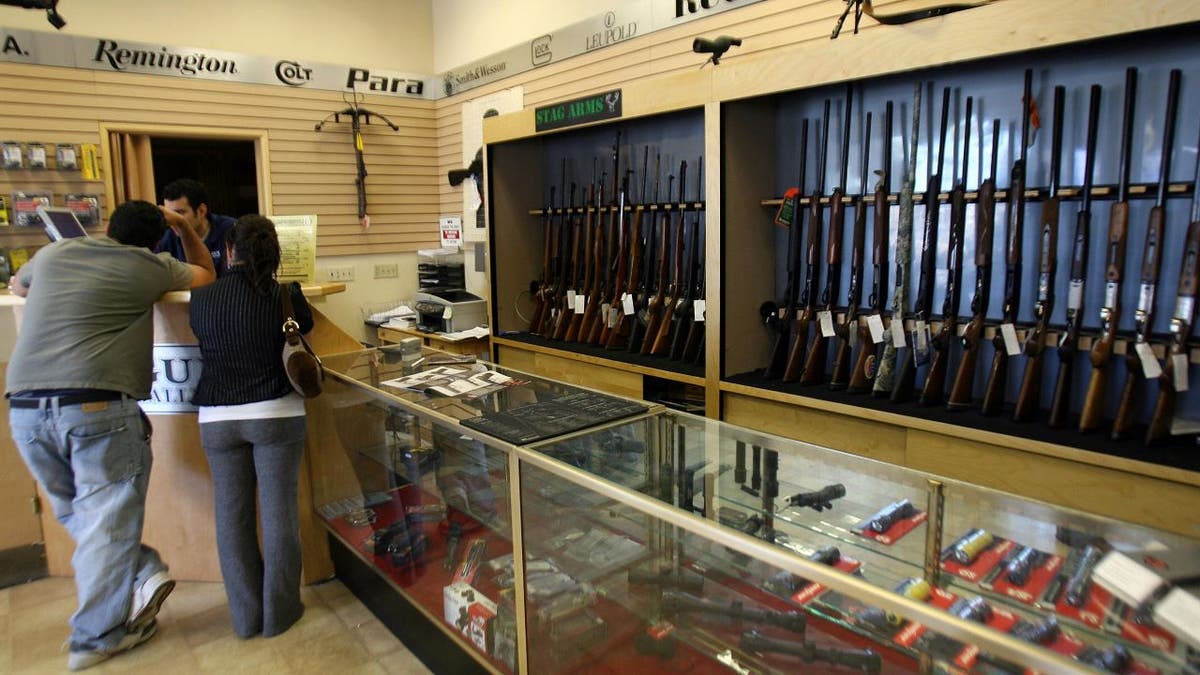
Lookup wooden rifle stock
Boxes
[948,120,999,411]
[921,95,972,407]
[1048,86,1102,427]
[550,183,580,340]
[1078,202,1129,430]
[579,176,607,343]
[766,120,811,379]
[1014,86,1066,421]
[806,90,853,386]
[980,70,1034,416]
[834,112,873,390]
[607,165,644,349]
[670,158,703,360]
[528,186,556,333]
[1080,68,1137,432]
[785,101,832,382]
[801,190,843,384]
[627,153,661,352]
[641,170,678,354]
[849,103,891,394]
[565,180,598,343]
[1147,126,1200,444]
[650,162,687,355]
[1113,69,1179,440]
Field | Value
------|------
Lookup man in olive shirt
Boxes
[7,201,215,671]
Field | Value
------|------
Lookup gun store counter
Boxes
[305,344,1200,674]
[0,282,355,583]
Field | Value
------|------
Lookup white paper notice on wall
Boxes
[867,314,885,344]
[694,299,706,322]
[1135,342,1163,379]
[439,216,463,248]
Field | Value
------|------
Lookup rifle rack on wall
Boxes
[315,92,400,229]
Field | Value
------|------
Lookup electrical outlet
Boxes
[326,266,355,282]
[374,263,399,279]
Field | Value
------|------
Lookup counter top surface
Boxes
[0,282,346,306]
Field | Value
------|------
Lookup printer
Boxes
[413,289,487,333]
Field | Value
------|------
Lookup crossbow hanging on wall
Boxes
[315,91,400,230]
[830,0,991,39]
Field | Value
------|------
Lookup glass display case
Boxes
[309,345,1200,674]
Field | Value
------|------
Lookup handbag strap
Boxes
[280,282,301,334]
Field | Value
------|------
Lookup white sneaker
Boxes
[67,619,158,671]
[128,571,175,632]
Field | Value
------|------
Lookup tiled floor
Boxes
[0,576,434,674]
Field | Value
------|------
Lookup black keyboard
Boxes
[461,391,648,445]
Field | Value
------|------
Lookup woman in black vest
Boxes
[190,215,313,638]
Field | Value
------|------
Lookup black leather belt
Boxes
[9,390,125,408]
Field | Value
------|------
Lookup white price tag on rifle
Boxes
[867,314,885,344]
[622,293,635,315]
[573,294,585,314]
[694,299,706,322]
[818,310,835,338]
[1135,342,1162,379]
[606,306,618,328]
[913,320,929,354]
[1000,323,1021,356]
[1173,353,1189,392]
[566,290,577,309]
[890,316,906,348]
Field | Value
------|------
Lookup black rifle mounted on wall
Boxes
[315,93,400,229]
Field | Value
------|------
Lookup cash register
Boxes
[413,289,487,333]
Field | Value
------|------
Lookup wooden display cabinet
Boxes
[483,0,1200,537]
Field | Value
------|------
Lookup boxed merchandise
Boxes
[443,581,496,653]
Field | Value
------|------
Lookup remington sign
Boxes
[0,26,436,98]
[535,90,623,132]
[94,39,238,76]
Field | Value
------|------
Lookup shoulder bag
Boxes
[281,282,324,398]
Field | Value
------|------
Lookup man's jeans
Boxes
[10,396,166,652]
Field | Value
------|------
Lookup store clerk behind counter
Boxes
[155,178,237,276]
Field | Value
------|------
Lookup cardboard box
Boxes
[442,581,497,653]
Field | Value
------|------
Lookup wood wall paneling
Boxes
[0,63,440,257]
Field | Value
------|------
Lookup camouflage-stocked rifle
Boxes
[873,84,921,397]
[893,86,950,403]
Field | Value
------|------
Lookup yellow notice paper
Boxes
[269,214,317,283]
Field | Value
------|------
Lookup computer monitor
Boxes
[36,205,90,241]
